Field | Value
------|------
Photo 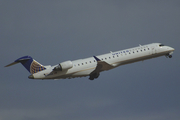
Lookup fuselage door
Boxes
[151,46,156,54]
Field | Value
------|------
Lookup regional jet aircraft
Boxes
[5,43,174,80]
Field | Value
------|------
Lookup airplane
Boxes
[5,43,175,80]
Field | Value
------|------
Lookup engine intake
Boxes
[53,61,73,71]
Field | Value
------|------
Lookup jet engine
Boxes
[53,61,73,71]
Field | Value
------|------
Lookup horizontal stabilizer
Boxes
[5,56,31,67]
[5,62,18,67]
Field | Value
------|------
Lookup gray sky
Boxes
[1,0,180,120]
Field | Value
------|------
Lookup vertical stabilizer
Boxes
[5,56,46,74]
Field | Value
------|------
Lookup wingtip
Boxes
[93,56,101,61]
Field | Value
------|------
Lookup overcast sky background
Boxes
[1,1,180,120]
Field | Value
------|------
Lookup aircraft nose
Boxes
[169,47,175,51]
[28,75,34,79]
[166,46,175,52]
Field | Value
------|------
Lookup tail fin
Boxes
[5,56,46,74]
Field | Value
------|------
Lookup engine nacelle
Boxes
[53,61,73,71]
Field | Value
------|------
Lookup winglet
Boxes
[93,56,101,61]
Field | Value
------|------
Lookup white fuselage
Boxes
[32,43,174,80]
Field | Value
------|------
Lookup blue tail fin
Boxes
[5,56,46,74]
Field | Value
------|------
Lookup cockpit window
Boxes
[159,44,164,47]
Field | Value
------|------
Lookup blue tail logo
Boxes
[5,56,46,74]
[30,60,46,74]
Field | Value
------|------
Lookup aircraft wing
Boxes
[89,56,114,80]
[93,56,114,71]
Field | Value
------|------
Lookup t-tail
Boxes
[5,56,46,74]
